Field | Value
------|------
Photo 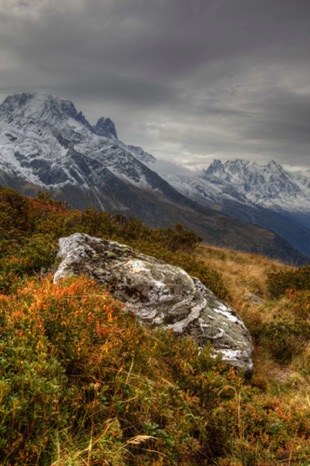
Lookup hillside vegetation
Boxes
[0,186,309,465]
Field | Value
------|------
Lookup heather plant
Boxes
[267,264,310,298]
[0,276,309,464]
[0,276,232,464]
[0,186,310,465]
[0,186,228,298]
[0,234,57,294]
[0,187,34,240]
[256,289,310,364]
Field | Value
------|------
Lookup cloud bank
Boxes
[1,0,310,169]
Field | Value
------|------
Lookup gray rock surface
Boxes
[54,233,253,373]
[243,292,265,304]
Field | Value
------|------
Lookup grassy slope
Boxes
[0,187,309,465]
[199,244,310,443]
[199,244,309,379]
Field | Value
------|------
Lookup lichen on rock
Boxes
[54,233,253,373]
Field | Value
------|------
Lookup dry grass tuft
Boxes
[197,243,289,306]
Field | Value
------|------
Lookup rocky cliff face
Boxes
[54,233,254,373]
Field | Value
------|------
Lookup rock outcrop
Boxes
[54,233,254,373]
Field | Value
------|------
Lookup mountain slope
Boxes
[203,159,310,215]
[0,92,307,264]
[140,154,310,259]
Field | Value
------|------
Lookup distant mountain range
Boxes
[0,92,309,265]
[132,148,310,259]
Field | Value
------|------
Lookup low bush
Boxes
[0,186,228,299]
[0,234,57,294]
[0,276,309,464]
[251,289,310,364]
[267,265,310,298]
[0,187,309,465]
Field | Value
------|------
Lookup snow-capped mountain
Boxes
[146,158,310,258]
[0,93,179,208]
[0,92,307,264]
[203,159,310,217]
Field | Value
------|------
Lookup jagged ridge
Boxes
[0,92,307,264]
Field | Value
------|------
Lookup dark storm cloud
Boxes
[241,90,310,143]
[0,0,310,168]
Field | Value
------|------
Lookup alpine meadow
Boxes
[0,187,309,465]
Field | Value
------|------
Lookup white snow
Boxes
[1,92,309,232]
[153,158,310,218]
[67,117,84,131]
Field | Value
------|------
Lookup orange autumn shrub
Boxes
[0,187,309,465]
[0,186,228,298]
[0,276,309,465]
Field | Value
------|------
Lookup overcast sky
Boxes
[1,0,310,170]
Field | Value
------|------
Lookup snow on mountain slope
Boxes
[153,158,310,218]
[0,92,308,264]
[290,169,310,197]
[127,145,157,165]
[2,93,308,218]
[0,93,170,194]
[0,92,225,218]
[147,158,310,257]
[202,159,310,214]
[0,93,118,139]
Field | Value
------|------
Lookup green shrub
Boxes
[0,294,69,464]
[0,234,57,294]
[254,290,310,364]
[0,276,230,464]
[0,187,309,465]
[0,187,34,240]
[267,265,310,298]
[261,320,310,364]
[0,277,309,464]
[0,187,228,299]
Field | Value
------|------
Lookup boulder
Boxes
[54,233,253,373]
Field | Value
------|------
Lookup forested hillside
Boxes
[0,186,309,465]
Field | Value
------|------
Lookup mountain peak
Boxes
[0,93,80,124]
[204,158,287,179]
[200,157,304,204]
[267,159,284,173]
[93,117,118,139]
[0,92,118,139]
[204,159,224,176]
